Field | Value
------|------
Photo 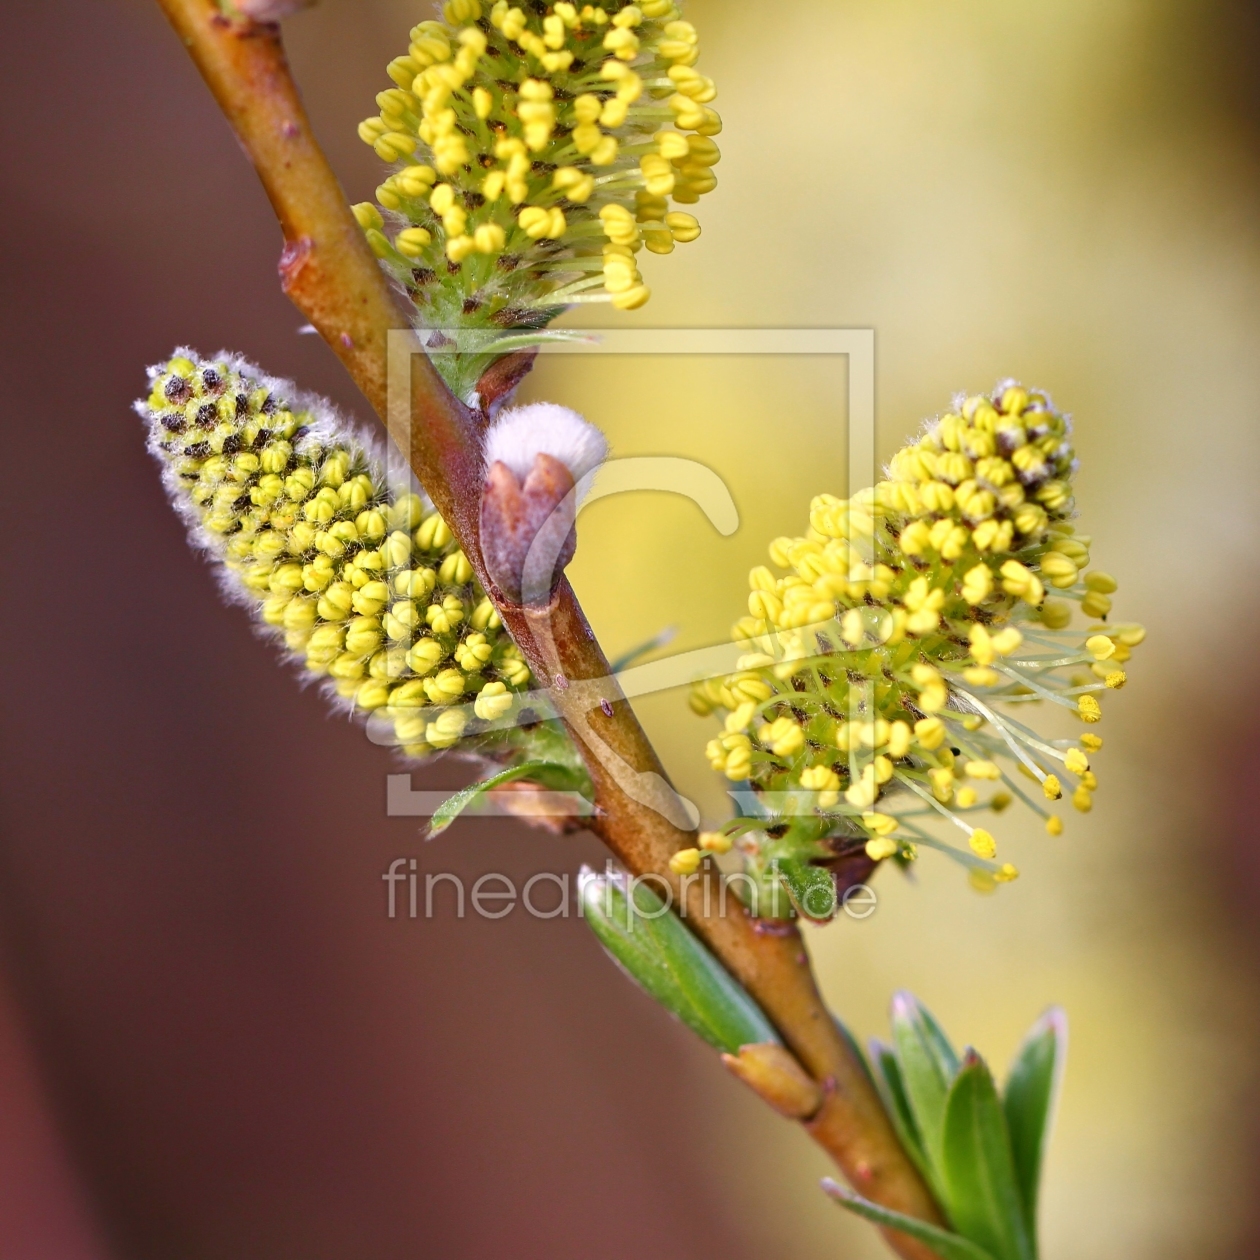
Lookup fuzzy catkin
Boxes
[138,349,534,757]
[355,0,718,323]
[691,382,1145,901]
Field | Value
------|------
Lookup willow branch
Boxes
[153,3,944,1254]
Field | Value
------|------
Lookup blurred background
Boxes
[1,0,1258,1256]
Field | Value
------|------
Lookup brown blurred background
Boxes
[3,0,1260,1256]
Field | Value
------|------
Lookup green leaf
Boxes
[608,625,678,672]
[579,865,777,1053]
[890,991,961,1179]
[917,999,962,1078]
[427,761,586,838]
[941,1053,1035,1260]
[1003,1008,1067,1233]
[870,1039,947,1207]
[776,857,837,921]
[821,1180,997,1260]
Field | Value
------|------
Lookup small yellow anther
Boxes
[1085,634,1115,661]
[669,848,702,875]
[969,829,997,859]
[698,831,732,854]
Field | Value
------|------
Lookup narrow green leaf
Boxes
[917,999,962,1078]
[890,992,960,1179]
[941,1053,1035,1260]
[609,625,678,672]
[776,857,837,921]
[427,761,585,838]
[579,866,777,1053]
[821,1180,997,1260]
[870,1039,947,1207]
[1003,1008,1067,1232]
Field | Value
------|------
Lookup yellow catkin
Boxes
[691,381,1142,898]
[356,1,719,321]
[139,351,534,759]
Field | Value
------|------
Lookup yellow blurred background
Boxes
[401,1,1260,1254]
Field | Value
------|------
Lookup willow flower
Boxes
[353,0,718,393]
[137,349,549,759]
[689,382,1144,908]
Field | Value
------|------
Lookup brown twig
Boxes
[153,2,946,1253]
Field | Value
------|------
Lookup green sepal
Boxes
[427,760,588,838]
[733,847,796,921]
[776,857,837,921]
[1003,1008,1067,1232]
[870,1038,946,1207]
[421,321,583,404]
[890,991,961,1177]
[941,1052,1035,1260]
[821,1180,997,1260]
[579,866,777,1053]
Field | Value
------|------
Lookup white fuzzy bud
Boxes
[483,402,608,496]
[479,403,608,605]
